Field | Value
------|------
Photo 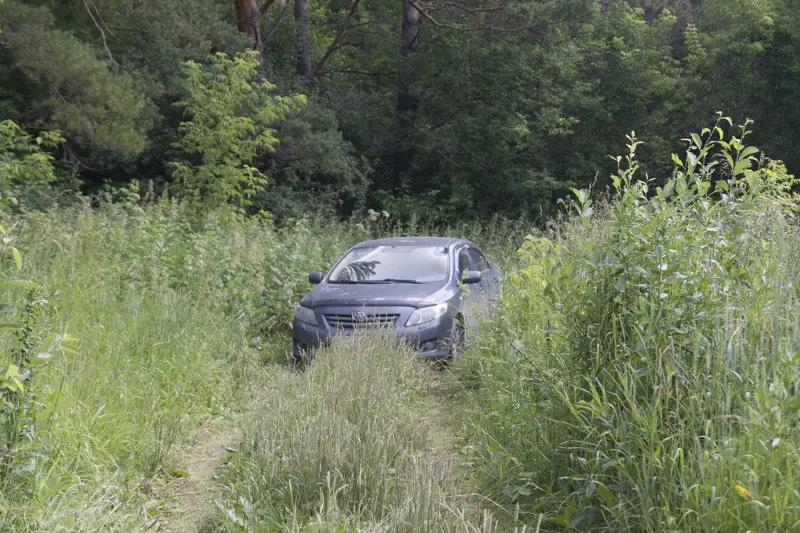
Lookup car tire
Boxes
[292,339,308,369]
[447,317,466,361]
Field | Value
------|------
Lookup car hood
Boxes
[301,282,452,308]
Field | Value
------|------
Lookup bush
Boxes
[459,117,800,531]
[0,120,65,214]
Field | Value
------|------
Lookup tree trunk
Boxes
[393,0,421,187]
[295,0,312,80]
[235,0,276,58]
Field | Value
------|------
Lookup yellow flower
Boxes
[735,484,751,499]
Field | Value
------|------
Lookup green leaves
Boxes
[171,52,307,212]
[0,2,152,161]
[1,364,23,393]
[9,246,20,271]
[570,187,594,228]
[0,119,63,215]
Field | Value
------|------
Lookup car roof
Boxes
[352,236,473,249]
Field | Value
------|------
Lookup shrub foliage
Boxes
[459,116,800,531]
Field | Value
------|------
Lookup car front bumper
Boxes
[292,305,455,359]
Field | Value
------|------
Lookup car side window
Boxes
[468,247,489,271]
[457,248,472,278]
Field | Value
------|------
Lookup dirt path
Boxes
[155,365,291,532]
[154,363,486,532]
[156,418,242,533]
[424,368,531,532]
[423,369,464,449]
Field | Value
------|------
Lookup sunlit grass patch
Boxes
[208,334,493,531]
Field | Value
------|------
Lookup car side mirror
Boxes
[462,270,482,284]
[308,272,323,284]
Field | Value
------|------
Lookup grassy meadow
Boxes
[2,123,800,532]
[0,196,526,530]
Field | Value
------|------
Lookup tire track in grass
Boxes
[183,342,526,532]
[426,367,542,533]
[157,418,241,533]
[156,363,292,532]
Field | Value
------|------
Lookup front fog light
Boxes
[405,303,448,327]
[420,340,437,352]
[294,304,318,326]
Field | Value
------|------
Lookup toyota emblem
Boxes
[353,311,368,322]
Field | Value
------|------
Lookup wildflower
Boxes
[734,484,751,499]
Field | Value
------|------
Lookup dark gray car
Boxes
[292,236,502,362]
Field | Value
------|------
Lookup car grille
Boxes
[325,313,399,329]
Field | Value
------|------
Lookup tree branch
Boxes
[328,18,382,30]
[82,0,115,63]
[409,0,531,32]
[413,0,502,13]
[439,0,503,13]
[265,3,289,41]
[92,4,116,37]
[260,0,278,13]
[323,69,395,78]
[314,0,363,76]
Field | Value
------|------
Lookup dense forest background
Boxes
[0,0,796,222]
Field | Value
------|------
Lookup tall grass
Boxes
[206,334,509,532]
[0,193,526,530]
[0,200,355,529]
[458,123,800,531]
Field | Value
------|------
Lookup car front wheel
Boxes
[292,338,310,369]
[446,317,466,360]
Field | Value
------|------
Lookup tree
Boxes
[392,0,524,188]
[394,0,422,185]
[235,0,278,58]
[295,0,312,80]
[0,2,153,167]
[254,102,371,219]
[0,120,63,213]
[692,0,800,171]
[170,52,306,211]
[29,0,246,185]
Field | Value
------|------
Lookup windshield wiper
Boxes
[329,279,392,284]
[329,279,422,284]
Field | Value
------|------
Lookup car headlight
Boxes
[294,304,318,326]
[405,303,448,327]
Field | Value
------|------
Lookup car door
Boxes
[466,246,494,317]
[456,246,480,327]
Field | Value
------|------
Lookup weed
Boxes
[458,117,800,531]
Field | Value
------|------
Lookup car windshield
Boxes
[328,245,450,283]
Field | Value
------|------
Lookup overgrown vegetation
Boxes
[2,109,800,531]
[206,335,488,531]
[458,117,800,530]
[2,0,800,530]
[0,120,526,528]
[0,204,307,529]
